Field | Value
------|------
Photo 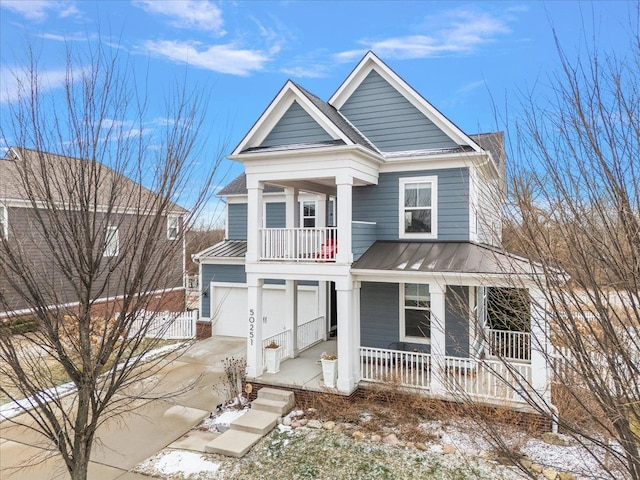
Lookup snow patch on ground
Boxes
[140,450,220,476]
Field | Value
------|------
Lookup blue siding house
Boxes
[194,52,552,412]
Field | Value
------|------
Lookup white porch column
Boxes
[246,179,264,263]
[319,281,328,341]
[284,187,299,229]
[336,278,356,393]
[246,276,264,378]
[529,287,551,402]
[285,280,299,358]
[352,281,362,383]
[317,194,328,228]
[335,175,353,264]
[429,282,447,395]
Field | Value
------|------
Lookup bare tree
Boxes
[468,27,640,480]
[0,43,222,480]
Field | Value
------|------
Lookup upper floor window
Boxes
[399,176,437,239]
[167,215,179,240]
[401,283,431,344]
[104,226,119,257]
[301,201,316,228]
[0,205,7,240]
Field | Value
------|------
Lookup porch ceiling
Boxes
[351,241,540,276]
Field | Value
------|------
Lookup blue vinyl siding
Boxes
[266,202,286,228]
[446,286,470,357]
[200,264,246,317]
[228,203,247,240]
[352,168,469,241]
[352,222,377,261]
[360,282,399,349]
[261,101,333,147]
[339,70,459,152]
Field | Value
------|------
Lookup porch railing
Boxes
[260,227,338,262]
[359,347,532,403]
[297,316,325,352]
[359,347,431,388]
[262,330,293,366]
[487,329,531,361]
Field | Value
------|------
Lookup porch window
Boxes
[104,226,119,257]
[401,283,431,343]
[167,214,179,240]
[399,176,437,239]
[0,205,7,239]
[301,201,316,227]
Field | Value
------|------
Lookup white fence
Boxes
[130,310,198,340]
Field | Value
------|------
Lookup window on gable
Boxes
[167,215,179,240]
[104,226,119,257]
[0,205,7,240]
[401,283,431,343]
[301,201,316,228]
[399,176,437,238]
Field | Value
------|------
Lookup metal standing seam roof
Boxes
[194,240,247,260]
[351,241,539,276]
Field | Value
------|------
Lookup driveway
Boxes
[0,336,246,480]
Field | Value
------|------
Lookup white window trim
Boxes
[398,176,438,239]
[399,283,431,345]
[167,214,179,240]
[0,205,7,240]
[104,226,119,257]
[300,200,316,228]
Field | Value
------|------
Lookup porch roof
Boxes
[352,241,539,276]
[193,240,247,261]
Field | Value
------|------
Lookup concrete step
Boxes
[204,429,263,458]
[257,387,295,408]
[251,397,292,416]
[229,409,279,435]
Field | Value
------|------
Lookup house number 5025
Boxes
[248,309,255,346]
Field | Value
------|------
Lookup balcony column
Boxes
[285,187,299,259]
[352,281,361,383]
[530,287,551,402]
[317,194,328,228]
[246,276,264,378]
[285,280,298,358]
[429,281,447,395]
[246,178,264,263]
[335,175,353,264]
[336,277,356,393]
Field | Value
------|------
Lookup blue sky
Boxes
[0,1,636,224]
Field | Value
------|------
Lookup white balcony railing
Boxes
[260,227,338,262]
[487,329,531,362]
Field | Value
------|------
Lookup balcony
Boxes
[260,227,338,262]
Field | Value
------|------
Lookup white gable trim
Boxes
[329,51,482,153]
[232,81,355,156]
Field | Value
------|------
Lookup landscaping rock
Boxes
[543,467,558,480]
[283,416,292,426]
[371,434,382,442]
[541,432,572,447]
[442,444,457,455]
[352,431,365,440]
[415,442,428,451]
[429,444,443,454]
[406,441,415,449]
[291,421,301,428]
[333,424,343,434]
[558,472,577,480]
[307,420,322,429]
[383,433,400,446]
[299,419,308,426]
[531,463,544,474]
[322,421,335,430]
[520,458,533,470]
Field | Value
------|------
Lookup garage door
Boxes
[210,283,320,338]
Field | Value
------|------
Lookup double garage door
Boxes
[210,283,320,338]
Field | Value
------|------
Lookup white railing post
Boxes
[429,282,447,395]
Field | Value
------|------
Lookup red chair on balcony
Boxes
[316,237,337,261]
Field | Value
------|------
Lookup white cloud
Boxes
[141,40,269,75]
[335,9,511,62]
[280,65,328,79]
[0,1,79,22]
[0,66,68,104]
[133,0,225,35]
[457,80,485,95]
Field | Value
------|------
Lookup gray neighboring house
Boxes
[0,147,187,317]
[194,52,552,411]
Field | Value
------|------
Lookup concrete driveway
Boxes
[0,336,245,480]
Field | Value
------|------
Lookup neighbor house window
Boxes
[301,201,316,228]
[167,215,179,240]
[399,176,437,238]
[104,226,119,257]
[0,205,7,240]
[401,283,431,343]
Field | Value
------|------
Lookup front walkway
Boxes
[251,339,337,392]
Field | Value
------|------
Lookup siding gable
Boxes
[338,70,459,152]
[260,101,334,147]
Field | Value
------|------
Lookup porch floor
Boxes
[251,339,337,392]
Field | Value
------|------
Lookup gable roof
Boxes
[329,51,483,153]
[0,147,187,213]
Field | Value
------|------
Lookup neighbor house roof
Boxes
[351,241,540,276]
[0,147,187,213]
